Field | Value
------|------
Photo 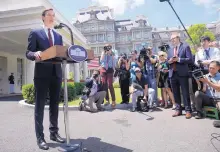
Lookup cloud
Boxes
[91,0,145,16]
[192,0,216,5]
[192,0,220,9]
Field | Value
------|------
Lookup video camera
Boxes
[158,43,170,52]
[104,45,112,52]
[191,60,205,80]
[139,47,150,62]
[120,53,127,60]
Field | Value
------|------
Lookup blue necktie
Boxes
[205,49,210,60]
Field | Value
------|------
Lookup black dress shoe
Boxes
[37,139,49,150]
[195,112,203,119]
[50,133,65,143]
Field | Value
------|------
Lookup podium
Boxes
[39,45,93,152]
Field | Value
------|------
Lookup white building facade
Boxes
[74,6,220,56]
[0,0,90,95]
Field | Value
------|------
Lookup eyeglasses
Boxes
[170,36,177,41]
[135,71,141,73]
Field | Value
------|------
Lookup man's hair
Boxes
[42,8,53,17]
[171,32,180,40]
[210,60,220,67]
[200,36,211,42]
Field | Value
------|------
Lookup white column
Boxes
[83,61,88,80]
[74,63,80,82]
[26,59,34,84]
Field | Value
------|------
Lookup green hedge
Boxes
[22,82,85,104]
[73,82,85,95]
[22,84,35,104]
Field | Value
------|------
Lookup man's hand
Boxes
[199,77,209,83]
[201,60,210,65]
[34,51,42,61]
[172,56,179,62]
[168,58,174,64]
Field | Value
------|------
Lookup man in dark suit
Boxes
[26,9,65,150]
[168,33,193,119]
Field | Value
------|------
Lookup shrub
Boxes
[113,82,120,88]
[60,82,76,102]
[22,84,35,104]
[73,82,85,95]
[22,82,79,104]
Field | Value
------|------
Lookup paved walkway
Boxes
[0,96,219,152]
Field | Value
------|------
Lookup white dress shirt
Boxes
[89,79,98,97]
[42,25,55,45]
[195,47,220,66]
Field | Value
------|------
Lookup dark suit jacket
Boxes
[168,42,193,78]
[26,28,63,78]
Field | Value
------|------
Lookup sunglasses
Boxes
[159,55,164,57]
[135,71,141,73]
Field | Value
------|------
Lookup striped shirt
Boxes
[100,55,116,70]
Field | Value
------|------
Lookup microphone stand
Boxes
[160,0,196,48]
[55,23,80,152]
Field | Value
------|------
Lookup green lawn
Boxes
[60,87,161,106]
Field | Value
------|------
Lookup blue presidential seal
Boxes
[67,45,88,62]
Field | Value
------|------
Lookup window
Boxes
[107,24,113,30]
[135,31,141,39]
[143,31,150,38]
[107,34,113,41]
[83,25,89,32]
[90,35,96,42]
[91,24,96,31]
[120,35,125,42]
[98,34,104,42]
[99,24,105,30]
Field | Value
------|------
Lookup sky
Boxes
[49,0,220,28]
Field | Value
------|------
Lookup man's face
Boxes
[135,70,142,77]
[42,10,55,26]
[170,35,179,46]
[201,40,210,48]
[209,63,219,75]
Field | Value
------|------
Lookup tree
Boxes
[186,24,216,54]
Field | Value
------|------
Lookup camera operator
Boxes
[142,46,159,106]
[195,36,220,74]
[128,50,143,81]
[117,53,130,104]
[100,44,116,108]
[130,67,155,112]
[194,61,220,119]
[81,70,106,112]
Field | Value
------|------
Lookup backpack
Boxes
[136,96,149,112]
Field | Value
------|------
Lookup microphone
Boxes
[54,23,64,29]
[54,23,74,45]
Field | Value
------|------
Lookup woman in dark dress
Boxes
[118,53,130,104]
[157,51,175,109]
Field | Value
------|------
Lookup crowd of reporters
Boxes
[80,34,220,124]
